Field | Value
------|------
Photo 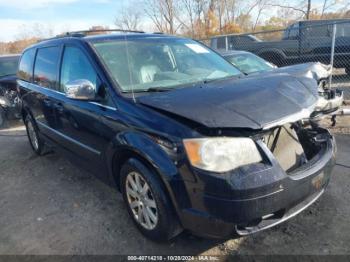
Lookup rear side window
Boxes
[18,49,35,82]
[34,46,60,89]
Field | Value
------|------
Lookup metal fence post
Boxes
[329,23,337,89]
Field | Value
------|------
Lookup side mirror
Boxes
[65,79,96,100]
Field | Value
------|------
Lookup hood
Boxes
[138,74,318,130]
[265,62,331,82]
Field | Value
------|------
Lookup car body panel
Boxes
[138,74,318,129]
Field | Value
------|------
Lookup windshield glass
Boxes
[0,56,19,78]
[225,53,274,74]
[93,37,241,92]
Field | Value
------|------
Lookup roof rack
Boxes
[64,29,145,36]
[37,29,146,43]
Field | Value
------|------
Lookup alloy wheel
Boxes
[125,171,158,230]
[27,120,39,150]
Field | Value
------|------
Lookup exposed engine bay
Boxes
[260,122,332,173]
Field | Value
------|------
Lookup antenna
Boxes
[123,34,136,103]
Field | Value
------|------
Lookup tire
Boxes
[120,158,182,241]
[0,107,5,128]
[24,114,44,155]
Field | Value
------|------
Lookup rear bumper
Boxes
[177,132,335,238]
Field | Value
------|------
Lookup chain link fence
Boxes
[205,20,350,100]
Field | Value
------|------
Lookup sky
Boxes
[0,0,347,42]
[0,0,130,41]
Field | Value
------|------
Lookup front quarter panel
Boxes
[105,130,194,216]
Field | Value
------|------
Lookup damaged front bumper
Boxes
[178,127,335,239]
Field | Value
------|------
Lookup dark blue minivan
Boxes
[17,31,335,241]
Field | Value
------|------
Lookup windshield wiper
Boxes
[123,87,175,93]
[146,87,174,92]
[203,74,242,84]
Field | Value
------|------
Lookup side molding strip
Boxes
[37,122,101,156]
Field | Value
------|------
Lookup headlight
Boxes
[183,137,262,173]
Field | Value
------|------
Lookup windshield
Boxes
[225,53,274,74]
[0,56,19,78]
[93,37,241,92]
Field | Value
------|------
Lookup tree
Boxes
[144,0,179,34]
[115,1,142,31]
[16,23,54,40]
[252,0,272,31]
[236,13,252,31]
[268,0,313,20]
[176,0,197,37]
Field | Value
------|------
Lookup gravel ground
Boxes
[0,120,349,256]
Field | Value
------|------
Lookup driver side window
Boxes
[60,46,98,93]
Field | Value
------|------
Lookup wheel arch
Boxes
[106,131,183,215]
[21,105,34,123]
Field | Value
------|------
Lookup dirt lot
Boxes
[0,116,349,256]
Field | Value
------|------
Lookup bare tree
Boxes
[176,0,196,36]
[144,0,179,34]
[16,23,54,40]
[306,0,311,19]
[115,2,142,31]
[268,0,312,20]
[320,0,346,18]
[252,0,271,31]
[223,0,237,24]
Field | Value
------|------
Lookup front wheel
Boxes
[120,158,182,241]
[24,115,44,155]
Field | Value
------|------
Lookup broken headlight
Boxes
[183,137,262,173]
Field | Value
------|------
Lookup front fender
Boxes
[105,130,190,215]
[112,131,178,177]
